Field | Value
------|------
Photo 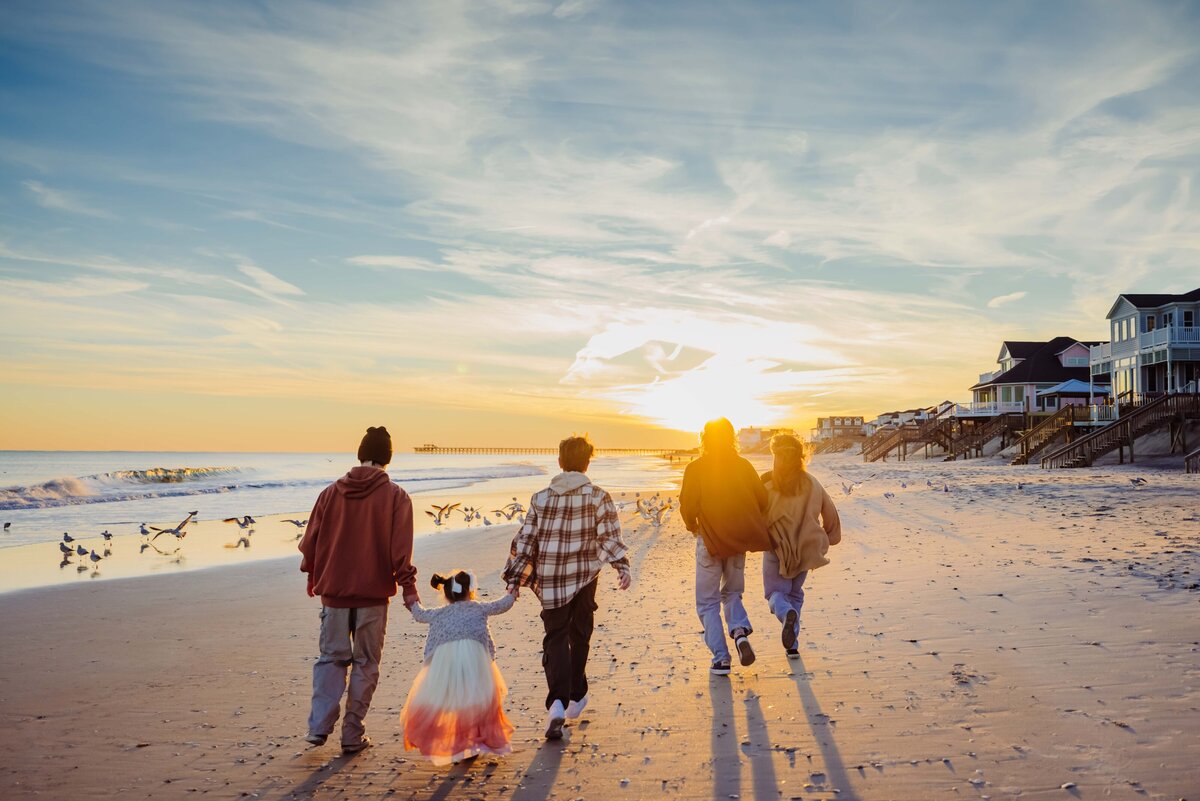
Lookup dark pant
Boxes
[540,579,598,710]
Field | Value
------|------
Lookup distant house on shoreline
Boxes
[1089,289,1200,398]
[967,338,1109,415]
[810,416,865,442]
[737,426,796,453]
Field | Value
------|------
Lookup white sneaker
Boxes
[565,694,589,719]
[544,700,566,740]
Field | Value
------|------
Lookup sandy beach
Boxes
[1,455,1197,800]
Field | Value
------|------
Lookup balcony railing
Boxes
[1139,326,1200,349]
[953,401,1026,417]
[1089,342,1112,364]
[977,369,1001,384]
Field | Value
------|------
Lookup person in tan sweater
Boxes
[760,433,841,659]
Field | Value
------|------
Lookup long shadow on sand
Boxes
[510,739,565,801]
[282,749,362,799]
[709,677,741,801]
[427,757,498,801]
[743,693,781,801]
[789,654,860,801]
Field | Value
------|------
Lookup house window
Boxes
[1184,310,1195,328]
[1014,387,1025,402]
[1163,312,1174,327]
[1145,315,1155,332]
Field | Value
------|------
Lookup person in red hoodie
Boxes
[299,426,419,754]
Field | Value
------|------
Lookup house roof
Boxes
[1036,379,1110,397]
[971,337,1097,390]
[1106,288,1200,318]
[1000,341,1043,360]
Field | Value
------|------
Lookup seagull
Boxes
[75,544,88,556]
[926,480,933,488]
[151,511,198,541]
[943,484,950,493]
[900,482,907,489]
[62,532,75,543]
[222,515,255,529]
[425,503,461,526]
[883,492,896,500]
[483,517,493,526]
[1017,482,1024,491]
[3,522,10,531]
[59,541,73,555]
[89,549,102,565]
[100,530,113,542]
[282,519,308,528]
[139,523,151,535]
[1129,477,1148,486]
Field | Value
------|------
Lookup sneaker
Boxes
[786,648,800,659]
[341,735,372,755]
[304,732,328,746]
[565,694,589,719]
[710,659,732,676]
[782,610,798,652]
[544,700,566,740]
[733,630,756,667]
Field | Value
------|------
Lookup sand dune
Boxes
[0,457,1196,800]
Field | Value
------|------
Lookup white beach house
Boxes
[964,338,1110,416]
[810,416,865,442]
[1088,289,1200,399]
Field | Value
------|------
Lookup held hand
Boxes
[618,571,631,591]
[306,575,315,598]
[507,583,520,599]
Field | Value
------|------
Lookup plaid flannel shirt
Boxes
[503,477,630,610]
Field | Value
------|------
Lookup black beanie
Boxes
[357,426,393,466]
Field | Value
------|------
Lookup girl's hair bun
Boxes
[430,573,445,589]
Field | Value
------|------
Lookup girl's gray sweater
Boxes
[410,594,515,662]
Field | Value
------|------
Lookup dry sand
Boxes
[1,455,1197,800]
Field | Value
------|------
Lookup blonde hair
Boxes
[559,434,595,472]
[770,433,810,496]
[699,418,738,457]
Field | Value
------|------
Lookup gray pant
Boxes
[763,551,807,642]
[308,605,388,746]
[695,538,751,663]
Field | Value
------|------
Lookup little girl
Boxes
[401,570,516,765]
[761,434,842,659]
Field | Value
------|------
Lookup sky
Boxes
[1,0,1199,452]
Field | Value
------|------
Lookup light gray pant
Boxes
[763,551,807,642]
[308,604,388,746]
[695,538,751,663]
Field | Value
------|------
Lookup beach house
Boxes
[810,416,865,442]
[1089,289,1200,399]
[965,338,1110,416]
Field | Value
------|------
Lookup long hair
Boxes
[430,570,476,603]
[770,433,810,496]
[699,418,738,457]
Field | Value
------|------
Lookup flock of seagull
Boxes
[425,498,526,528]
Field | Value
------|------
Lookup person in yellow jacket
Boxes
[760,433,842,659]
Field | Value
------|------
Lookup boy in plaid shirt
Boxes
[504,435,632,739]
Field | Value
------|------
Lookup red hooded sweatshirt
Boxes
[298,466,419,608]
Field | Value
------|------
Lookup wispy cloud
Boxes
[23,180,114,219]
[986,291,1028,309]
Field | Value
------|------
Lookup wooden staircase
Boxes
[943,413,1022,461]
[863,413,957,463]
[1010,405,1088,465]
[1040,393,1200,469]
[1186,444,1200,474]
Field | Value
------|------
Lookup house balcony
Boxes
[977,369,1002,384]
[952,401,1026,417]
[1139,326,1200,349]
[1089,342,1112,365]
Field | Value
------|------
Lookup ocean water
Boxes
[0,451,683,548]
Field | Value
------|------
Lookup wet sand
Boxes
[0,458,1197,800]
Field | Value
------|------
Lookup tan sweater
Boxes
[762,473,842,578]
